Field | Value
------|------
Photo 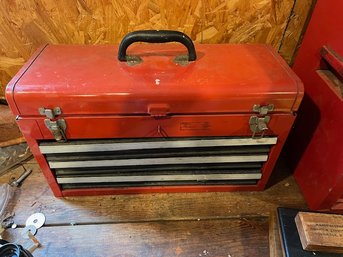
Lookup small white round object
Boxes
[11,223,17,229]
[25,213,46,229]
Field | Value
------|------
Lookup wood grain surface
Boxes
[0,105,23,143]
[0,158,306,256]
[295,212,343,253]
[278,0,316,64]
[269,210,284,257]
[4,218,268,257]
[0,161,306,226]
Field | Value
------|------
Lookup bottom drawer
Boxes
[39,136,277,190]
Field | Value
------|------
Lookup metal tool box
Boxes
[6,30,303,197]
[286,0,343,211]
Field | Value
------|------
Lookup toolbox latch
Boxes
[252,104,274,115]
[249,116,270,139]
[39,107,66,142]
[38,107,62,119]
[44,119,67,142]
[250,104,274,139]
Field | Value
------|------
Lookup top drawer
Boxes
[16,113,296,141]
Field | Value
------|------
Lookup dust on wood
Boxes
[4,218,269,257]
[0,158,306,256]
[0,0,314,96]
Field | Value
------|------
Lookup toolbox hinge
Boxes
[249,116,270,139]
[39,107,67,142]
[44,119,67,142]
[252,104,274,115]
[250,104,274,139]
[38,107,62,119]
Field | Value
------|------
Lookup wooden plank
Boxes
[269,210,283,257]
[295,212,343,253]
[0,105,23,143]
[0,160,306,226]
[3,218,269,257]
[0,137,26,147]
[278,0,316,64]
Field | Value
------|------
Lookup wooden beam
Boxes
[278,0,317,64]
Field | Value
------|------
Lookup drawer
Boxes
[16,113,296,196]
[38,136,277,190]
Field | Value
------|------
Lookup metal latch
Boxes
[44,119,67,142]
[38,107,62,119]
[39,107,66,142]
[250,104,274,138]
[249,116,270,139]
[252,104,274,115]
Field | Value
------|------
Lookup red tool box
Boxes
[6,31,303,197]
[286,0,343,211]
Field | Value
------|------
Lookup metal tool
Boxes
[21,225,37,239]
[27,231,41,253]
[9,168,32,187]
[21,227,41,253]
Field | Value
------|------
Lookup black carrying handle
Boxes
[118,30,197,62]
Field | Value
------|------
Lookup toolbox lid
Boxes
[7,44,303,116]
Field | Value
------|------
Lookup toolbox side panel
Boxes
[266,44,304,112]
[17,114,295,196]
[5,45,48,116]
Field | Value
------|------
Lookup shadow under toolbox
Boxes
[5,30,303,197]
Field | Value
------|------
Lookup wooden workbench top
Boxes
[0,159,306,257]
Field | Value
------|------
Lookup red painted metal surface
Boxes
[8,44,302,116]
[15,114,295,197]
[6,42,303,197]
[286,0,343,211]
[320,46,343,78]
[25,114,292,139]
